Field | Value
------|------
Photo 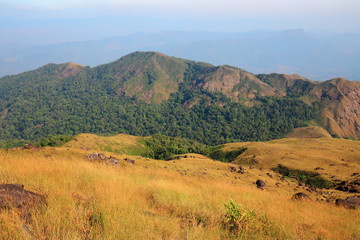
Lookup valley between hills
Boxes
[0,51,360,239]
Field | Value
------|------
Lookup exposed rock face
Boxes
[312,79,360,139]
[263,74,360,140]
[0,184,45,210]
[314,78,360,139]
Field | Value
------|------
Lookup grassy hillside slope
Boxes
[0,134,359,239]
[227,137,360,180]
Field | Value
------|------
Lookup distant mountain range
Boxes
[0,51,359,147]
[1,30,360,81]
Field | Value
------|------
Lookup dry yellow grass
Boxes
[0,135,359,239]
[286,126,332,139]
[63,133,146,155]
[230,137,360,181]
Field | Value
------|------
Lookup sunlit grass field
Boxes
[0,134,359,239]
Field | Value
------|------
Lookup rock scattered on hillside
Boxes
[237,166,245,174]
[256,179,266,190]
[229,166,236,172]
[87,153,123,165]
[228,166,246,174]
[335,196,360,209]
[293,192,312,201]
[336,181,360,193]
[125,158,135,164]
[24,143,39,150]
[87,153,113,161]
[0,184,45,211]
[86,153,102,160]
[106,156,120,165]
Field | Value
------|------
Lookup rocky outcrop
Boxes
[336,196,360,209]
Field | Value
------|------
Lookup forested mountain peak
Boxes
[1,51,360,146]
[94,51,191,103]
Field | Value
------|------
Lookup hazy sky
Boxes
[3,0,359,16]
[1,0,356,12]
[1,0,359,44]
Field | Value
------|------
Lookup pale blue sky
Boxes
[0,0,359,44]
[2,0,360,17]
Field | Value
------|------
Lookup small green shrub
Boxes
[223,199,276,238]
[209,147,247,162]
[224,199,257,233]
[272,164,334,188]
[224,200,272,236]
[37,135,74,147]
[141,134,211,160]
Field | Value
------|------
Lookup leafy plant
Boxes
[223,199,274,237]
[224,200,257,233]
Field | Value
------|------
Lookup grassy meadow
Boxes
[0,134,359,239]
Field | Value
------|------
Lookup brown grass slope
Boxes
[194,65,283,104]
[0,134,359,239]
[62,133,147,156]
[286,126,332,139]
[228,137,360,184]
[56,62,85,78]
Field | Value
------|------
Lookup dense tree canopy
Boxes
[0,55,317,148]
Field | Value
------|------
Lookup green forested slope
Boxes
[0,52,318,147]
